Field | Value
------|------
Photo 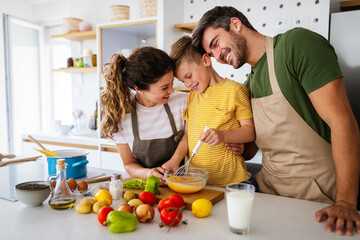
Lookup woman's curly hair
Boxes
[100,47,175,139]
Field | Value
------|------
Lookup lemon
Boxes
[94,189,113,205]
[192,198,213,218]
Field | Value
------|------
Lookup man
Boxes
[192,6,360,236]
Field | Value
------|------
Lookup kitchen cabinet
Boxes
[330,10,360,125]
[98,18,157,75]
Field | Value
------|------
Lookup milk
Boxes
[226,191,254,231]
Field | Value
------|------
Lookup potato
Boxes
[123,191,136,202]
[92,201,108,213]
[75,203,92,214]
[80,198,96,206]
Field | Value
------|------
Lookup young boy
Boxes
[168,36,257,188]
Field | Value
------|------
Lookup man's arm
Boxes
[308,78,360,236]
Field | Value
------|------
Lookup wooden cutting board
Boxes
[102,178,225,210]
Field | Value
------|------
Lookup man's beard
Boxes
[229,30,247,69]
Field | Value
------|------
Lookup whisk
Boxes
[174,126,210,176]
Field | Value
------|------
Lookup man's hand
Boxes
[316,202,360,236]
[225,142,245,156]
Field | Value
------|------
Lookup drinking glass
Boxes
[225,183,255,234]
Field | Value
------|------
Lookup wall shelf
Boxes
[340,0,360,10]
[173,22,197,33]
[51,31,96,41]
[174,86,190,92]
[53,67,97,73]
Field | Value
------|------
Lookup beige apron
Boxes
[250,36,336,204]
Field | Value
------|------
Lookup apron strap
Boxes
[131,101,140,145]
[164,103,178,134]
[265,36,281,93]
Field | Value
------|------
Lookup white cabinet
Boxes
[98,19,157,75]
[100,150,125,172]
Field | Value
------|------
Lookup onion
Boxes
[135,204,155,223]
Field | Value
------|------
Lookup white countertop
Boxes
[0,162,358,240]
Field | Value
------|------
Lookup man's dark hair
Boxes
[192,6,256,53]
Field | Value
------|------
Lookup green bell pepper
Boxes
[123,178,146,189]
[104,211,137,233]
[144,176,160,195]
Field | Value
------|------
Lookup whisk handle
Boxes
[193,126,210,153]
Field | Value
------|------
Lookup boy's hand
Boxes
[200,128,224,146]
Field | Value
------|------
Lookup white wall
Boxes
[0,0,36,153]
[33,0,142,27]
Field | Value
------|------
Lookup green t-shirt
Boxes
[244,28,343,143]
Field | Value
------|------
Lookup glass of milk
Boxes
[225,183,255,234]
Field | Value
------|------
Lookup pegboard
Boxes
[182,0,330,83]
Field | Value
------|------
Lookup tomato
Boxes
[97,206,114,226]
[169,193,184,208]
[160,208,183,226]
[157,197,177,213]
[138,191,157,206]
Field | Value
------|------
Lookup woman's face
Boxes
[138,71,175,107]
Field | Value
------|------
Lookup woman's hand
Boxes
[147,167,166,186]
[162,160,181,174]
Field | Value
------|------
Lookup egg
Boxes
[67,178,77,192]
[77,181,88,192]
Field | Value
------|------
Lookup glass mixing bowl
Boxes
[165,167,208,194]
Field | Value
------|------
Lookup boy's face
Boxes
[176,59,210,94]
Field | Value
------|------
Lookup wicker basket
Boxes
[139,0,157,18]
[62,18,83,34]
[110,5,130,22]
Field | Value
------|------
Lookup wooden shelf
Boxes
[53,67,97,73]
[174,22,197,33]
[340,0,360,10]
[51,31,96,41]
[174,86,190,92]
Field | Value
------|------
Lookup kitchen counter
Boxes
[0,162,358,240]
[22,132,100,148]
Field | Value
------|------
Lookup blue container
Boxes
[47,149,89,179]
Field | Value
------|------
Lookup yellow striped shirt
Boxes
[183,78,253,187]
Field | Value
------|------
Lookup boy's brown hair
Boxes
[170,35,203,75]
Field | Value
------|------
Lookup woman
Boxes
[100,47,188,184]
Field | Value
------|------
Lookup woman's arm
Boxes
[116,144,166,183]
[162,122,189,172]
